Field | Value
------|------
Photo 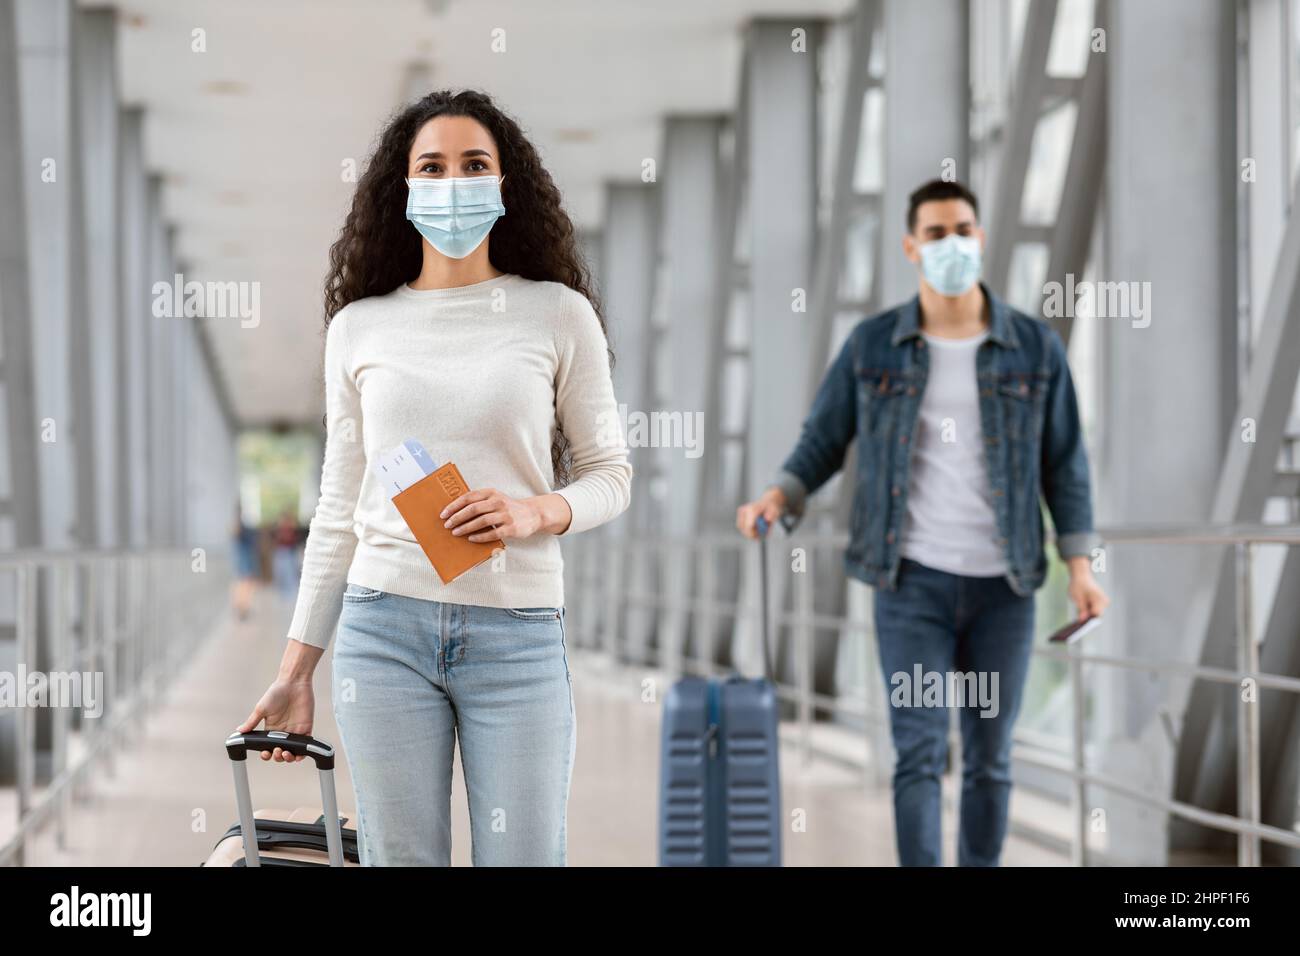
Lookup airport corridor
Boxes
[8,588,1063,867]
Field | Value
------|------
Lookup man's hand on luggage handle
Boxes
[736,487,788,540]
[238,640,323,764]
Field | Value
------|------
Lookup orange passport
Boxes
[391,461,502,584]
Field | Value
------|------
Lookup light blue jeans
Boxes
[331,584,576,866]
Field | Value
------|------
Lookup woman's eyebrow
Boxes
[413,148,494,162]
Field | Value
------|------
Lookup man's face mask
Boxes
[405,175,506,259]
[918,232,982,297]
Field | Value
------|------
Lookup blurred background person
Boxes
[231,501,261,621]
[271,508,303,601]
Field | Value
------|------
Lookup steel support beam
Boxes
[1171,167,1300,849]
[985,0,1058,291]
[1040,5,1107,344]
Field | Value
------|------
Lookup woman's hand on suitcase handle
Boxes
[736,487,787,540]
[238,642,322,763]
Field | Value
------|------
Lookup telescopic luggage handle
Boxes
[755,515,775,682]
[227,729,336,769]
[224,729,346,867]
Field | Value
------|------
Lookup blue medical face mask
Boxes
[405,175,506,259]
[918,233,982,297]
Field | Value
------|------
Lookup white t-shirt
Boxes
[898,329,1008,577]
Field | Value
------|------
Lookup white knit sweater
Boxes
[286,274,632,649]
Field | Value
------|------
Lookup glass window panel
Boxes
[851,88,884,194]
[867,17,885,78]
[651,257,671,325]
[1020,99,1078,226]
[1007,242,1049,314]
[652,332,671,401]
[721,438,744,504]
[1046,0,1095,79]
[721,355,748,435]
[838,209,879,303]
[1293,0,1300,188]
[726,287,750,351]
[732,185,750,263]
[1008,0,1031,82]
[818,20,850,224]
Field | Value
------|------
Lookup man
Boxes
[736,179,1108,866]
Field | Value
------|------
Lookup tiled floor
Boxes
[11,587,1065,867]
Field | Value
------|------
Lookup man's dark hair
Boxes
[907,179,980,232]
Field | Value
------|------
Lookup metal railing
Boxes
[562,523,1300,866]
[0,547,229,866]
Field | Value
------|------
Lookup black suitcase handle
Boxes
[226,729,335,770]
[224,730,346,867]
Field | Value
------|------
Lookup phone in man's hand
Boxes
[1048,616,1101,644]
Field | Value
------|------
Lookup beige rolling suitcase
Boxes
[203,729,360,867]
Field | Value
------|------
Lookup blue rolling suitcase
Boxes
[658,516,782,866]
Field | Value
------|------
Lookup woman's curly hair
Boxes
[323,89,608,484]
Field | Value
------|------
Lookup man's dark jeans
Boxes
[873,558,1036,866]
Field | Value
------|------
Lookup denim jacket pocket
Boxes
[995,372,1047,441]
[858,369,910,439]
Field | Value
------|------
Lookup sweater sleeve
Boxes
[552,289,633,535]
[286,309,365,649]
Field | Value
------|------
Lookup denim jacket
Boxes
[776,283,1099,595]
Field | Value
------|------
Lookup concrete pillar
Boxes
[15,0,75,550]
[600,183,658,661]
[744,20,822,497]
[63,9,95,549]
[0,0,39,550]
[166,225,189,549]
[601,184,657,487]
[119,106,151,548]
[655,116,727,671]
[738,18,823,681]
[145,172,174,546]
[75,7,125,547]
[1098,0,1237,864]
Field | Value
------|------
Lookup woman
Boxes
[237,90,632,866]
